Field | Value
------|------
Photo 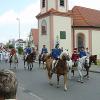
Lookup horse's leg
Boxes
[39,59,41,68]
[64,74,67,91]
[71,69,74,76]
[57,75,60,88]
[10,62,11,68]
[28,63,29,70]
[78,69,83,83]
[30,63,33,71]
[24,60,26,69]
[48,70,53,85]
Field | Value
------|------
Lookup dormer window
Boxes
[60,0,64,6]
[42,0,45,8]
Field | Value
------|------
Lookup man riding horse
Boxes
[51,43,61,74]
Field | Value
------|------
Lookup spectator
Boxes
[0,69,18,100]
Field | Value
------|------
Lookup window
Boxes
[60,0,64,6]
[42,26,46,35]
[41,20,47,35]
[60,31,66,39]
[42,0,45,8]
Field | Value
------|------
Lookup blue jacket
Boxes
[26,47,31,54]
[41,48,48,54]
[51,48,61,59]
[79,50,86,58]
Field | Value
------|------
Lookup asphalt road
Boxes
[0,59,100,100]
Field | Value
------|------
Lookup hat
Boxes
[73,48,77,51]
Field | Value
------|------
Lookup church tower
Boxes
[37,0,72,54]
[40,0,68,14]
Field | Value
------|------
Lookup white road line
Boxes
[19,83,43,100]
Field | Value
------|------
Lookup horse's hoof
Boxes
[80,81,84,83]
[49,82,53,86]
[57,85,60,88]
[64,88,68,91]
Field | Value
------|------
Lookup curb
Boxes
[89,70,100,73]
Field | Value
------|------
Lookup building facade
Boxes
[36,0,100,59]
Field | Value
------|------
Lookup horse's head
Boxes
[85,56,90,67]
[61,53,70,61]
[43,53,51,62]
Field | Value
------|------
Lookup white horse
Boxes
[66,56,90,83]
[77,56,90,83]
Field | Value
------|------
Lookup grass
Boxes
[97,60,100,66]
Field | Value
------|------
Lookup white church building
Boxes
[36,0,100,59]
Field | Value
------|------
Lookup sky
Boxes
[0,0,100,44]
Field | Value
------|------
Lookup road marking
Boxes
[19,83,43,100]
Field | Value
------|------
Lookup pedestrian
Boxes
[0,69,18,100]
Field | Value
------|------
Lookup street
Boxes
[0,59,100,100]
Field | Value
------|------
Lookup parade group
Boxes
[0,43,91,68]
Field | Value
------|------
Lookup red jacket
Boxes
[71,53,79,62]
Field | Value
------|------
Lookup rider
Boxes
[26,46,32,55]
[85,47,91,57]
[51,43,61,73]
[71,48,79,66]
[41,45,48,58]
[79,47,86,58]
[41,45,48,54]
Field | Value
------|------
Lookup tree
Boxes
[17,46,23,55]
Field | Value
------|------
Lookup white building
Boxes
[36,0,100,59]
[15,39,27,50]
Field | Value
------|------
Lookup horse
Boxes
[9,54,18,69]
[38,53,47,69]
[24,52,36,71]
[89,55,97,65]
[73,56,90,82]
[67,56,91,83]
[43,53,69,91]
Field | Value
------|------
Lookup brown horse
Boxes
[38,53,47,69]
[44,53,69,91]
[24,52,36,71]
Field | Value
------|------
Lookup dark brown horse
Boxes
[44,53,69,91]
[38,53,47,69]
[89,55,97,65]
[24,52,36,71]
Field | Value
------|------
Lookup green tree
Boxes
[17,47,23,55]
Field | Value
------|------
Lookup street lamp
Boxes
[16,18,20,39]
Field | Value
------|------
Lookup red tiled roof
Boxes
[36,8,69,19]
[71,6,100,27]
[31,29,39,46]
[37,6,100,27]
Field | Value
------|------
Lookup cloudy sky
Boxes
[0,0,100,44]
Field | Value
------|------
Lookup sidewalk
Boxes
[90,65,100,73]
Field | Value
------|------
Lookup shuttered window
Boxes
[60,31,66,39]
